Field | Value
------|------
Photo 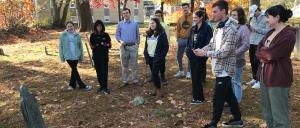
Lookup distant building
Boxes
[34,0,144,25]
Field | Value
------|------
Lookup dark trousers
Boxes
[249,44,260,80]
[211,76,242,125]
[190,59,206,101]
[93,58,108,89]
[67,60,85,88]
[159,61,166,80]
[149,57,164,89]
[202,59,207,82]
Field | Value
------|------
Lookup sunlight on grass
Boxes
[0,101,7,107]
[1,27,300,127]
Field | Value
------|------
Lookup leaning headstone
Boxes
[0,48,4,55]
[19,85,46,128]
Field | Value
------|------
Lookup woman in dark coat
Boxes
[186,10,212,104]
[90,20,111,94]
[144,18,169,98]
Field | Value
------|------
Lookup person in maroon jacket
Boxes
[256,5,295,128]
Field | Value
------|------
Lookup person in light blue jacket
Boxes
[59,21,92,91]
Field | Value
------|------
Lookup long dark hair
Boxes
[232,7,247,25]
[146,18,164,37]
[194,10,207,22]
[198,7,209,21]
[93,20,105,34]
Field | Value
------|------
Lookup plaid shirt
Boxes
[202,17,239,77]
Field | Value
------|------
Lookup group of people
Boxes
[59,0,296,127]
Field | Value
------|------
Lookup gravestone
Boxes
[19,85,46,128]
[0,48,4,55]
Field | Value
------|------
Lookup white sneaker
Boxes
[174,71,185,78]
[186,72,191,79]
[246,79,256,85]
[67,86,74,91]
[82,85,92,91]
[252,82,260,89]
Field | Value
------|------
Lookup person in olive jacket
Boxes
[144,18,169,98]
[186,10,213,104]
[89,20,111,95]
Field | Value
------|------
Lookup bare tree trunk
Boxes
[293,0,298,9]
[123,0,128,8]
[251,0,260,6]
[118,0,121,21]
[60,0,72,27]
[51,0,72,28]
[161,2,164,22]
[76,0,93,32]
[191,0,194,12]
[0,48,4,55]
[51,0,61,27]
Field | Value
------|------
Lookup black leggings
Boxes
[93,58,108,89]
[149,57,164,89]
[190,59,207,101]
[249,44,260,80]
[67,60,86,88]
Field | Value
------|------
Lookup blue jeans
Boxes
[232,65,244,103]
[177,38,190,72]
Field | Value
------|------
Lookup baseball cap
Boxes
[249,4,258,17]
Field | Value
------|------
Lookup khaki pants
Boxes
[120,44,139,83]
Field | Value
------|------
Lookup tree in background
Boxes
[0,0,34,31]
[50,0,72,28]
[76,0,93,32]
[153,0,181,22]
[261,0,296,9]
[251,0,260,6]
[90,0,140,21]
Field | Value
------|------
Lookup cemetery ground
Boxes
[0,26,300,128]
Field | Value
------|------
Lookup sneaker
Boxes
[174,71,185,78]
[224,102,230,107]
[133,81,142,86]
[81,85,92,91]
[99,88,110,95]
[186,72,191,79]
[222,119,243,127]
[203,123,217,128]
[67,86,75,91]
[252,81,260,89]
[190,99,204,105]
[246,79,256,85]
[119,82,129,88]
[161,76,167,83]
